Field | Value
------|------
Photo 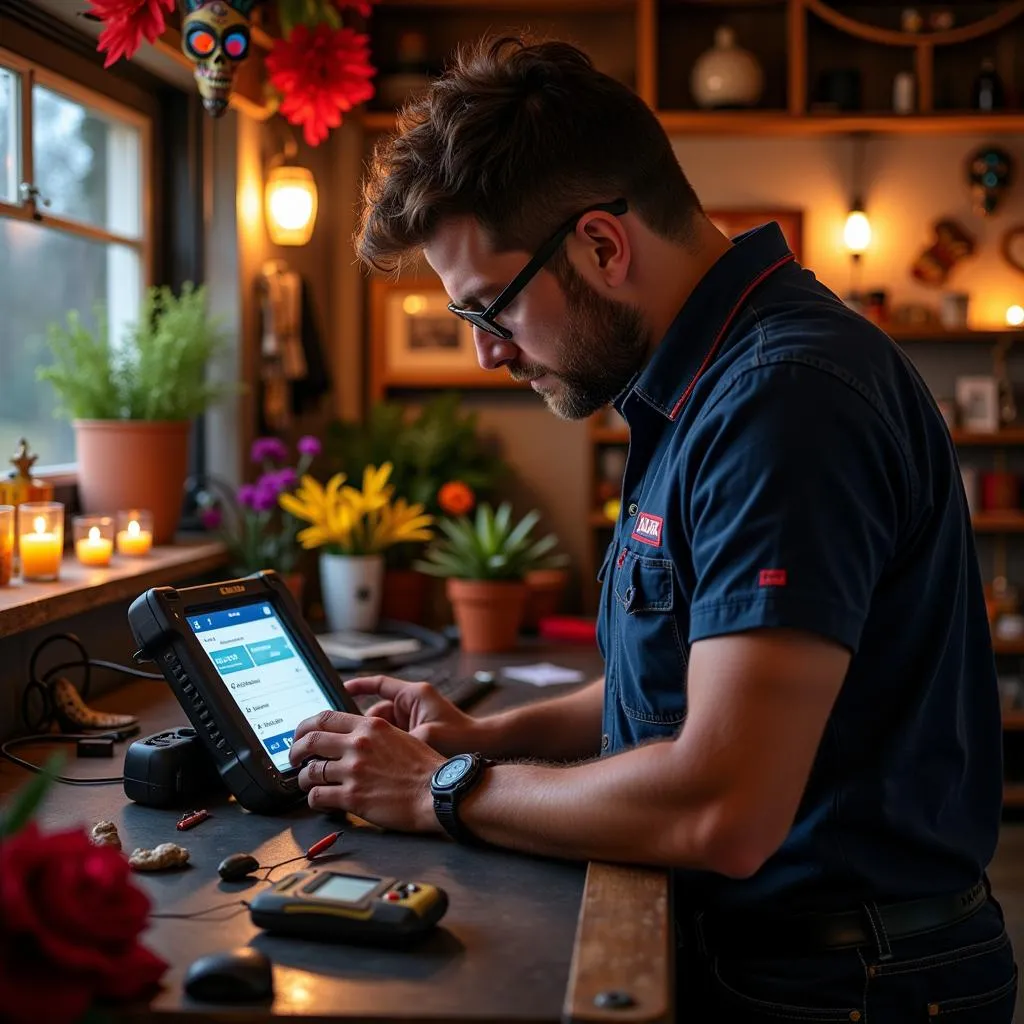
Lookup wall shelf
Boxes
[361,108,1024,138]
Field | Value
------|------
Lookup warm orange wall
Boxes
[675,134,1024,328]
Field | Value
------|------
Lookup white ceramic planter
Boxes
[319,553,384,632]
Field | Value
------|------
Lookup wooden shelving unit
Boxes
[364,1,1024,134]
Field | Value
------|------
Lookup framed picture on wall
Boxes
[706,208,803,261]
[369,278,525,399]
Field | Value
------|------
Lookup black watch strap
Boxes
[432,753,493,846]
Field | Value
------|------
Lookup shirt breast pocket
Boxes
[611,552,687,728]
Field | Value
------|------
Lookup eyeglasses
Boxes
[447,197,628,340]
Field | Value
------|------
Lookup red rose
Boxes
[0,823,167,1024]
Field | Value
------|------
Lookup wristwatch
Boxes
[430,752,493,845]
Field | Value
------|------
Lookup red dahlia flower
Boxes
[266,24,376,147]
[88,0,175,68]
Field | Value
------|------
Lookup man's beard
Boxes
[508,265,650,420]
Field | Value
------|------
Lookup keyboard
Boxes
[344,666,497,713]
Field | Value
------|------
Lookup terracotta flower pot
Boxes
[446,577,527,654]
[523,568,569,631]
[74,419,191,545]
[380,568,430,625]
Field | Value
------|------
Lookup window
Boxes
[0,49,151,470]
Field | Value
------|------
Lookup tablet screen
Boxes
[189,600,334,771]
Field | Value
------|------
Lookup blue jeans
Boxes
[676,898,1018,1022]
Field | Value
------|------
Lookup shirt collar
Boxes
[620,222,795,422]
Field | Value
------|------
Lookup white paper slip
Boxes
[500,663,586,686]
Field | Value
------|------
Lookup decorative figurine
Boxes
[911,219,976,287]
[181,0,260,117]
[966,145,1013,217]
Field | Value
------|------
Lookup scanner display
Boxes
[189,601,333,771]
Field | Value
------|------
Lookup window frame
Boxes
[0,45,154,479]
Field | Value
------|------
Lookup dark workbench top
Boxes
[1,643,614,1023]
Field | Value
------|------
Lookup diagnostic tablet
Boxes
[128,570,360,813]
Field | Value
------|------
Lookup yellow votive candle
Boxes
[20,515,62,580]
[76,525,113,567]
[116,518,153,556]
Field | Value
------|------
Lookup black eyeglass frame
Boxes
[447,197,629,340]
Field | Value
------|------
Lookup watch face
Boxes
[435,755,472,789]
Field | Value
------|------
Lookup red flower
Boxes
[267,24,376,147]
[0,823,168,1023]
[438,481,476,517]
[89,0,175,68]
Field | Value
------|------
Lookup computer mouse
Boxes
[218,852,260,881]
[183,947,274,1003]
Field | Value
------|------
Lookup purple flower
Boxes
[251,482,278,513]
[200,506,223,530]
[274,467,297,491]
[250,437,289,464]
[297,435,321,457]
[237,483,259,510]
[255,469,297,497]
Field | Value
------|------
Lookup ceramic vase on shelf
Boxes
[319,553,384,632]
[690,26,764,109]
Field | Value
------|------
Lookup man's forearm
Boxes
[454,740,729,871]
[471,678,604,762]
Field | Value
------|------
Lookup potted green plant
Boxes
[326,392,508,622]
[415,502,568,653]
[37,283,230,544]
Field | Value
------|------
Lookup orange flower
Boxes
[438,481,475,517]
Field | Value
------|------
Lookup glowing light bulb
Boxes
[1006,305,1024,327]
[844,209,872,255]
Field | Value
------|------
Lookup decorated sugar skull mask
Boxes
[181,0,256,117]
[967,145,1014,217]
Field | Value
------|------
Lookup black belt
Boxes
[696,880,989,957]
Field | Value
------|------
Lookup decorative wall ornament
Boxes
[181,0,258,117]
[966,145,1014,217]
[911,219,976,286]
[1002,226,1024,276]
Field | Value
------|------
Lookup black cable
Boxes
[0,729,137,785]
[149,853,334,921]
[5,631,162,785]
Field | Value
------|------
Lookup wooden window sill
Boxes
[0,538,229,638]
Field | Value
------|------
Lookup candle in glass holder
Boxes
[0,506,12,586]
[116,510,153,556]
[18,502,64,581]
[74,515,114,567]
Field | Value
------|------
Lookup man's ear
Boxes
[570,210,630,289]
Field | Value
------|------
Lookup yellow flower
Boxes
[278,465,434,555]
[371,498,434,551]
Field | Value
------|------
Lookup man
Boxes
[288,35,1018,1020]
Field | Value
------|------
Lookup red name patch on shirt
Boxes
[759,569,787,587]
[631,513,663,547]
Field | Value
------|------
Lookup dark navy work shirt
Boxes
[595,223,1003,913]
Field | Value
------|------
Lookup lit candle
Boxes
[116,518,153,556]
[75,525,113,567]
[20,515,62,581]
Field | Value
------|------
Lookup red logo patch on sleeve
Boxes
[759,569,787,587]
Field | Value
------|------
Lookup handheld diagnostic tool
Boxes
[249,869,448,943]
[128,570,360,814]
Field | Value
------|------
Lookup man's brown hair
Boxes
[356,35,702,275]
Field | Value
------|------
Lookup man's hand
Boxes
[288,711,446,833]
[343,674,482,755]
